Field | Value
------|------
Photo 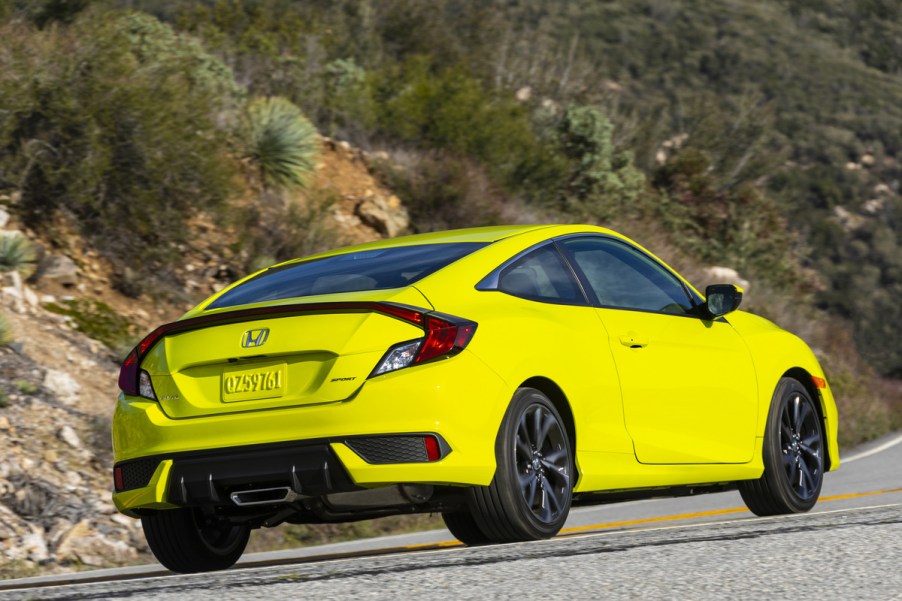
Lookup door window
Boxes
[561,237,696,315]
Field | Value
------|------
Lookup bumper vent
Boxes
[345,436,447,464]
[115,458,159,492]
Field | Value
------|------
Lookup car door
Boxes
[558,236,758,464]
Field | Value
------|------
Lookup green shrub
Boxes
[0,313,12,346]
[0,11,238,283]
[369,58,560,194]
[14,380,37,395]
[377,151,506,232]
[243,96,320,191]
[556,105,645,219]
[0,233,37,278]
[5,0,93,28]
[232,189,337,275]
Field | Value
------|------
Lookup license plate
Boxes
[222,363,286,402]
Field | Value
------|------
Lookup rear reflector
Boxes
[113,466,124,492]
[424,435,441,461]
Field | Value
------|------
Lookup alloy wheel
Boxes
[514,403,571,523]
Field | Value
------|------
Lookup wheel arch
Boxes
[519,376,577,459]
[782,367,837,471]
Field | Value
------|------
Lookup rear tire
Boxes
[739,377,825,516]
[441,511,492,546]
[142,508,249,573]
[465,388,573,542]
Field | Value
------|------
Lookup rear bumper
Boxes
[112,351,510,514]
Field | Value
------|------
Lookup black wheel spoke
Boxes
[786,457,799,484]
[799,441,819,457]
[539,456,566,475]
[791,394,802,431]
[782,452,795,469]
[541,474,562,512]
[530,407,542,448]
[781,406,793,435]
[519,471,538,507]
[801,431,821,449]
[539,484,554,522]
[543,448,568,464]
[518,420,530,446]
[796,400,812,428]
[798,460,815,498]
[537,413,555,448]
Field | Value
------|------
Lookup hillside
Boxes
[0,0,900,578]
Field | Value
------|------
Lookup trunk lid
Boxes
[139,288,430,419]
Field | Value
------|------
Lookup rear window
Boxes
[207,243,487,310]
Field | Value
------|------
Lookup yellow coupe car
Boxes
[112,224,839,572]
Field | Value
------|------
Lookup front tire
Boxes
[142,508,250,573]
[464,388,573,542]
[740,377,825,516]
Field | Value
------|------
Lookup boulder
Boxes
[55,521,137,566]
[21,528,49,562]
[704,266,751,291]
[355,194,409,238]
[43,370,81,405]
[57,425,82,449]
[37,254,79,287]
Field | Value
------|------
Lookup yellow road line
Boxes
[558,486,902,536]
[406,486,902,549]
[559,506,749,534]
[820,487,902,502]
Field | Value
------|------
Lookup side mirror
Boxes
[704,284,743,318]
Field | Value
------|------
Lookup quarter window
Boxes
[561,237,696,315]
[496,245,584,304]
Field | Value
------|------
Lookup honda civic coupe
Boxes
[112,224,839,572]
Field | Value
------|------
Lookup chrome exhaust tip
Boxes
[230,487,304,507]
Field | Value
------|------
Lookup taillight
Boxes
[370,313,477,377]
[417,317,476,363]
[118,331,162,400]
[118,349,140,396]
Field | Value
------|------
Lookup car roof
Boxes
[294,224,618,257]
[339,224,555,248]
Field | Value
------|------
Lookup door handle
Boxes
[619,332,649,348]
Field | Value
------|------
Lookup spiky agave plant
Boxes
[0,232,37,278]
[243,96,320,191]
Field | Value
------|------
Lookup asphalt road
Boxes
[3,432,901,600]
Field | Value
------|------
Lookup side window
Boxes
[497,245,584,304]
[561,237,695,315]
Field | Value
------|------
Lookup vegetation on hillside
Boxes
[0,0,899,442]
